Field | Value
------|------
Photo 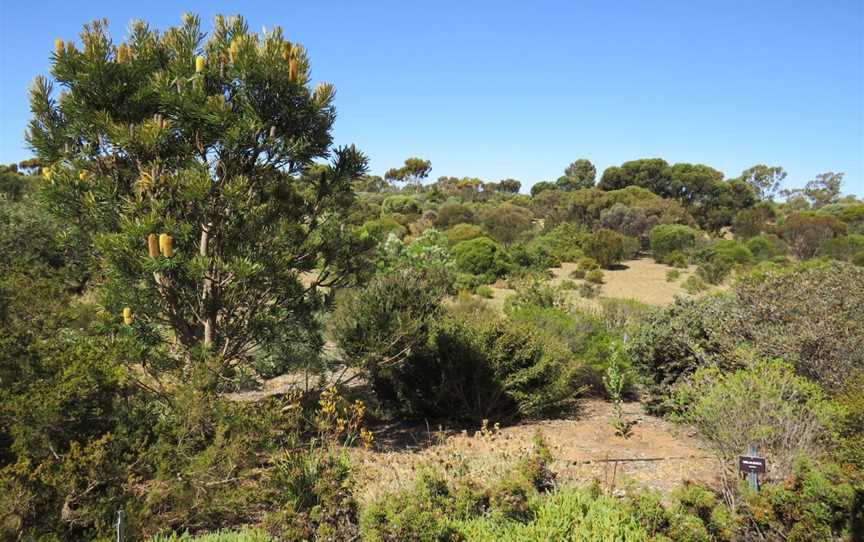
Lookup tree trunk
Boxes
[200,222,214,350]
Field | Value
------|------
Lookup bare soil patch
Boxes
[353,399,718,504]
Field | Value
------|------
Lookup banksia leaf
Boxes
[122,307,133,325]
[195,55,206,73]
[159,233,173,257]
[54,38,64,55]
[147,234,159,258]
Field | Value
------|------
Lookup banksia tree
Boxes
[27,14,372,384]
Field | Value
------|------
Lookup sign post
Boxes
[738,444,766,491]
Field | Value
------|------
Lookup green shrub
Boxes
[598,298,652,335]
[586,269,604,284]
[361,217,407,240]
[745,235,786,261]
[444,223,485,246]
[696,257,734,284]
[504,278,569,314]
[820,233,864,262]
[578,256,600,271]
[665,269,681,282]
[583,228,625,268]
[628,296,736,414]
[475,285,494,298]
[578,282,599,299]
[649,224,699,262]
[853,251,864,267]
[559,279,577,290]
[148,529,275,541]
[664,250,689,268]
[682,274,708,293]
[435,201,475,229]
[675,359,842,483]
[452,237,512,281]
[739,459,857,541]
[621,235,640,260]
[381,194,421,216]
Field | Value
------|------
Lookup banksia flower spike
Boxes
[229,39,239,63]
[159,233,173,257]
[78,170,89,181]
[282,42,292,61]
[117,43,130,63]
[54,38,64,55]
[195,55,206,73]
[147,234,160,258]
[122,307,133,325]
[288,60,298,82]
[42,167,52,182]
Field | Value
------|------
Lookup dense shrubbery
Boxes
[582,228,625,268]
[452,236,512,282]
[649,224,699,263]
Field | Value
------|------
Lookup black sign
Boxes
[739,455,766,474]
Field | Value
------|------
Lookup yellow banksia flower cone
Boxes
[195,56,206,73]
[117,43,129,63]
[122,307,133,325]
[229,39,239,63]
[78,170,89,181]
[147,234,160,258]
[289,60,298,82]
[282,42,292,61]
[159,233,173,257]
[54,38,64,55]
[42,167,52,181]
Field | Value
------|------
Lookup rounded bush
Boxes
[452,236,512,280]
[381,195,421,216]
[583,228,625,268]
[586,269,604,284]
[649,224,699,262]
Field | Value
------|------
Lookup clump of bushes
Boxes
[586,269,604,284]
[332,270,581,421]
[649,224,699,263]
[682,274,708,294]
[665,269,681,282]
[582,228,625,268]
[569,256,599,279]
[452,236,512,283]
[475,284,494,298]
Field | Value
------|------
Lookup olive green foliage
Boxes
[666,269,681,282]
[480,203,534,245]
[361,216,408,240]
[435,200,475,229]
[628,296,737,413]
[682,274,708,294]
[632,261,864,412]
[475,284,494,298]
[331,270,579,421]
[649,224,699,263]
[444,223,486,246]
[149,529,275,541]
[29,15,372,384]
[781,212,847,259]
[674,359,841,482]
[820,233,864,262]
[452,236,512,282]
[384,157,432,189]
[695,240,753,284]
[731,261,864,391]
[745,234,786,261]
[381,194,422,216]
[582,228,625,268]
[585,269,604,284]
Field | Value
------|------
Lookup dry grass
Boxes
[485,256,725,312]
[352,399,717,504]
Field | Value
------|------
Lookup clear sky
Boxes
[1,0,862,194]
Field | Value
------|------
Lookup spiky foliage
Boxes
[27,14,372,384]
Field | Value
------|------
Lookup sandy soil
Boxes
[353,399,718,504]
[486,256,723,312]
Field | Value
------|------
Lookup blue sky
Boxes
[1,1,862,194]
